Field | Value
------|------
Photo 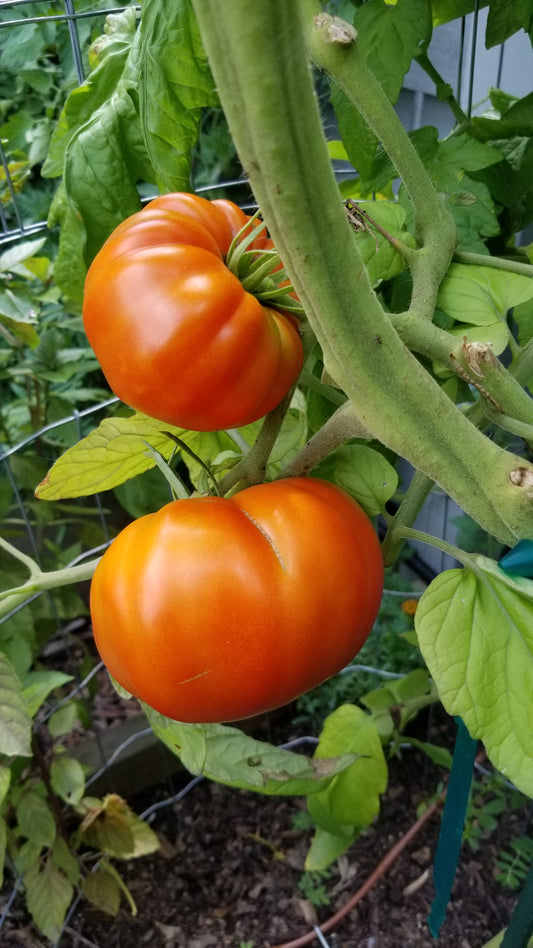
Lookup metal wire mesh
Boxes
[0,0,141,245]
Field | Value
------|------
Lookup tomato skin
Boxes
[90,478,384,723]
[82,193,301,431]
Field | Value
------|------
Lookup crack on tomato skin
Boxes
[238,509,286,570]
[177,670,213,686]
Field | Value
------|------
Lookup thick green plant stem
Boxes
[453,250,533,278]
[303,2,457,321]
[280,400,371,479]
[0,537,99,620]
[414,52,468,125]
[191,0,533,545]
[382,470,434,567]
[392,313,533,429]
[219,388,295,494]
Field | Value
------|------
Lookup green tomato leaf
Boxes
[0,765,11,809]
[305,824,358,872]
[0,652,32,757]
[16,791,56,847]
[330,83,378,181]
[0,817,6,889]
[50,837,81,888]
[436,133,503,178]
[46,183,89,304]
[350,200,416,285]
[79,794,160,859]
[513,296,533,348]
[437,262,533,347]
[265,404,307,474]
[82,865,121,917]
[307,705,387,865]
[431,0,487,27]
[113,466,176,519]
[415,558,533,797]
[362,669,437,734]
[353,0,432,103]
[146,709,356,796]
[448,320,510,354]
[35,413,191,499]
[486,0,533,47]
[50,758,86,807]
[403,132,502,251]
[445,180,500,252]
[0,312,40,349]
[23,860,73,943]
[138,0,217,192]
[311,443,398,518]
[43,10,138,177]
[43,9,147,300]
[0,238,47,272]
[21,670,73,718]
[47,701,81,740]
[471,92,533,143]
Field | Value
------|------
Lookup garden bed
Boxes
[1,702,524,948]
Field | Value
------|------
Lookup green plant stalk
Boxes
[219,387,296,494]
[0,537,99,620]
[219,324,317,492]
[453,250,533,279]
[397,526,474,568]
[303,3,457,322]
[382,470,434,566]
[191,0,533,546]
[392,312,533,428]
[414,51,468,125]
[280,400,371,479]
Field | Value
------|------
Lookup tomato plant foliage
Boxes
[16,0,533,802]
[3,1,533,940]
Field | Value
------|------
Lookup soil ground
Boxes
[1,704,526,948]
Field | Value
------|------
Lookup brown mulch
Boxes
[2,727,524,948]
[0,627,526,948]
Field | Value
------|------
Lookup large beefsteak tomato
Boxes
[82,192,303,431]
[90,477,384,723]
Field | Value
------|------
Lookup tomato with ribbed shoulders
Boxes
[90,477,384,723]
[82,192,303,431]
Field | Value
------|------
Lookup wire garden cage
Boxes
[1,2,533,946]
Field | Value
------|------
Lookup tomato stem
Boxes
[304,3,457,321]
[162,432,222,496]
[0,536,100,621]
[219,388,295,494]
[397,526,475,569]
[226,210,304,315]
[279,401,371,479]
[381,470,435,567]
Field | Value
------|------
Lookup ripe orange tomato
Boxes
[82,193,303,431]
[90,477,384,723]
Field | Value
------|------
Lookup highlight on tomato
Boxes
[82,192,303,432]
[90,477,384,723]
